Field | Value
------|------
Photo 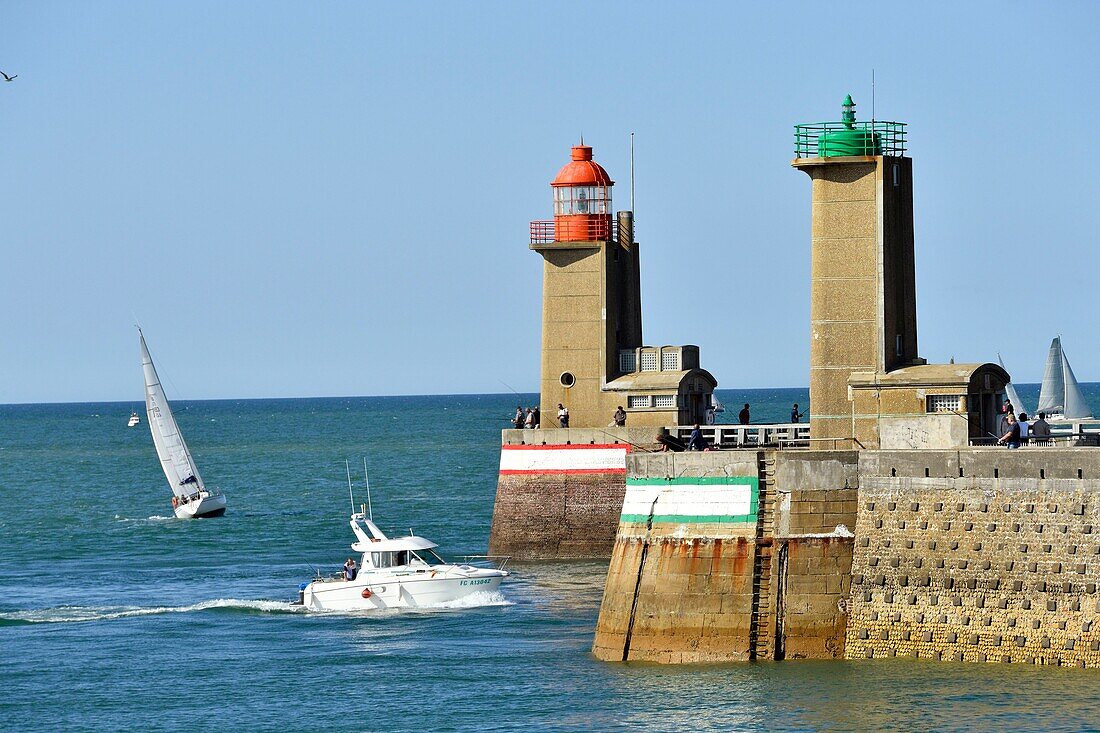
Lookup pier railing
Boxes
[969,423,1100,448]
[673,423,810,449]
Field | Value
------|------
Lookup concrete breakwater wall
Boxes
[592,447,1100,667]
[847,450,1100,667]
[488,428,654,559]
[592,450,858,663]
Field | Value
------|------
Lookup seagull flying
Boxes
[1,71,17,82]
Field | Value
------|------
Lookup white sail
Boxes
[1061,348,1093,420]
[141,330,205,498]
[1036,337,1065,415]
[997,354,1029,417]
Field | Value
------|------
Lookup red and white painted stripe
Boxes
[498,443,630,475]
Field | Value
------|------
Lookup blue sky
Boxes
[1,2,1097,403]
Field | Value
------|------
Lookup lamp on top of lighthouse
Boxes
[551,143,614,242]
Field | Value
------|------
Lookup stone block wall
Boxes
[847,469,1100,667]
[488,428,651,559]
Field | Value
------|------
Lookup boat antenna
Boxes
[363,457,374,522]
[345,460,355,515]
[630,131,635,213]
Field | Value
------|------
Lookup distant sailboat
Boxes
[140,329,227,518]
[1036,337,1093,421]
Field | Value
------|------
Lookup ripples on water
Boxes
[2,391,1099,732]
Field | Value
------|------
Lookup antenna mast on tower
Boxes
[630,132,635,213]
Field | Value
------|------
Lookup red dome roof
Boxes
[551,145,614,187]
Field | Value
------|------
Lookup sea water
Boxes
[2,387,1099,732]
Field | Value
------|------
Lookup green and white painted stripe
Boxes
[620,476,759,524]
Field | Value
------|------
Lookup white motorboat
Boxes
[296,511,509,611]
[140,329,227,519]
[127,411,141,427]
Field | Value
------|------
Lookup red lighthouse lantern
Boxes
[551,144,614,242]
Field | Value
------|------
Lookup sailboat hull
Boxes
[173,492,227,519]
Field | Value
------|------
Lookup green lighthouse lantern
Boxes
[817,94,882,157]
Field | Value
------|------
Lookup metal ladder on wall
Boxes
[748,451,777,660]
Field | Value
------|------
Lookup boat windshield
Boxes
[412,548,446,566]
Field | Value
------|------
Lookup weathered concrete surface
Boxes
[592,451,761,662]
[593,449,860,663]
[780,537,853,660]
[592,534,758,663]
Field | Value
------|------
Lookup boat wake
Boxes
[113,514,175,523]
[0,598,304,625]
[421,589,513,610]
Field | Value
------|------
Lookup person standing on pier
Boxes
[791,403,804,423]
[532,405,540,429]
[513,406,525,429]
[688,424,708,451]
[557,403,569,428]
[1031,412,1052,440]
[613,406,626,427]
[738,403,750,424]
[997,413,1021,449]
[524,408,535,429]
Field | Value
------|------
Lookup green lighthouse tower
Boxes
[792,95,920,446]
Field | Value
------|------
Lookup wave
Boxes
[0,598,303,625]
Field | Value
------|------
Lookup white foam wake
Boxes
[113,514,175,523]
[0,598,301,624]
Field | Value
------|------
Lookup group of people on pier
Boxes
[512,403,572,429]
[997,400,1052,448]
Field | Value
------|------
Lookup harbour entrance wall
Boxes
[591,450,859,663]
[848,450,1100,667]
[591,447,1100,667]
[488,428,652,559]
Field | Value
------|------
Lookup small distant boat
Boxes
[295,463,508,611]
[1036,337,1093,422]
[127,412,140,427]
[140,329,226,519]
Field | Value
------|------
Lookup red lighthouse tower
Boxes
[550,143,614,242]
[527,141,717,428]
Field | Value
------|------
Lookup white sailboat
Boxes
[1036,337,1093,422]
[998,354,1029,417]
[127,411,140,427]
[140,329,226,518]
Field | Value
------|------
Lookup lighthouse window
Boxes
[559,372,576,388]
[653,395,677,408]
[640,352,659,371]
[554,186,611,216]
[628,395,651,409]
[661,351,680,371]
